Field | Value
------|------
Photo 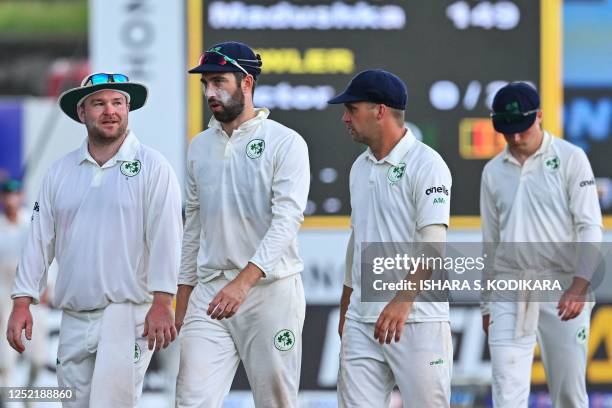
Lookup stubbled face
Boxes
[201,72,245,123]
[342,102,379,144]
[502,111,543,156]
[78,90,129,144]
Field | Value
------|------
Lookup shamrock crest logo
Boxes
[246,139,265,159]
[504,101,520,113]
[576,327,587,344]
[387,162,407,184]
[134,343,141,363]
[274,329,295,351]
[120,160,142,177]
[544,156,560,172]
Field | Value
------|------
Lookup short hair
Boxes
[232,72,257,96]
[368,103,405,126]
[388,107,405,127]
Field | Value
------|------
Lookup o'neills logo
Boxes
[579,179,595,187]
[426,185,449,196]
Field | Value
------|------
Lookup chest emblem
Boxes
[120,160,142,177]
[387,162,406,184]
[246,139,265,159]
[274,329,295,351]
[544,155,560,172]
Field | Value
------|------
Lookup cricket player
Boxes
[328,69,453,407]
[480,82,602,407]
[0,179,49,405]
[6,73,182,407]
[0,180,30,386]
[175,41,310,408]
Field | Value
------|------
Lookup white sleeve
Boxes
[577,225,602,243]
[12,172,55,303]
[416,224,447,264]
[480,167,500,243]
[250,134,310,280]
[344,228,354,288]
[413,156,451,229]
[565,149,603,281]
[566,148,603,237]
[144,158,183,294]
[479,166,498,315]
[178,150,201,286]
[417,224,447,243]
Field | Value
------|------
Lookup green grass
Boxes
[0,1,87,36]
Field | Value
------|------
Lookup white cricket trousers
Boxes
[488,301,591,408]
[338,318,453,407]
[175,274,306,408]
[56,305,153,407]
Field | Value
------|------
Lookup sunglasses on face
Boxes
[83,73,129,86]
[490,109,539,124]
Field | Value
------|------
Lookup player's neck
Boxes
[509,131,544,166]
[221,105,257,137]
[87,131,129,166]
[369,127,407,161]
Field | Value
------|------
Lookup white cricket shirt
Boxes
[346,129,452,323]
[178,108,310,284]
[12,131,183,311]
[480,131,603,273]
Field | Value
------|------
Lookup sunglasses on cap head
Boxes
[83,73,129,86]
[200,50,260,76]
[490,108,539,124]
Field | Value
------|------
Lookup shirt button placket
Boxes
[368,164,376,186]
[92,166,104,187]
[224,141,232,158]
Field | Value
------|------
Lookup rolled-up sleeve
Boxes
[145,159,183,294]
[250,134,310,279]
[12,173,55,304]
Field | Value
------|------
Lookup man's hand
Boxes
[208,263,263,320]
[175,285,195,334]
[374,297,413,345]
[143,292,177,351]
[557,277,589,321]
[6,297,33,353]
[482,314,490,336]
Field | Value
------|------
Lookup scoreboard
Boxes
[187,0,561,221]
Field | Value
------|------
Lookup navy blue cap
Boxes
[327,69,407,110]
[491,82,540,134]
[1,179,22,193]
[188,41,262,79]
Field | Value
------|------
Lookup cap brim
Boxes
[327,92,366,105]
[58,82,148,123]
[492,112,537,134]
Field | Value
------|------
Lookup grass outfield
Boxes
[0,0,86,36]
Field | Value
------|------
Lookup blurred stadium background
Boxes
[1,0,612,407]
